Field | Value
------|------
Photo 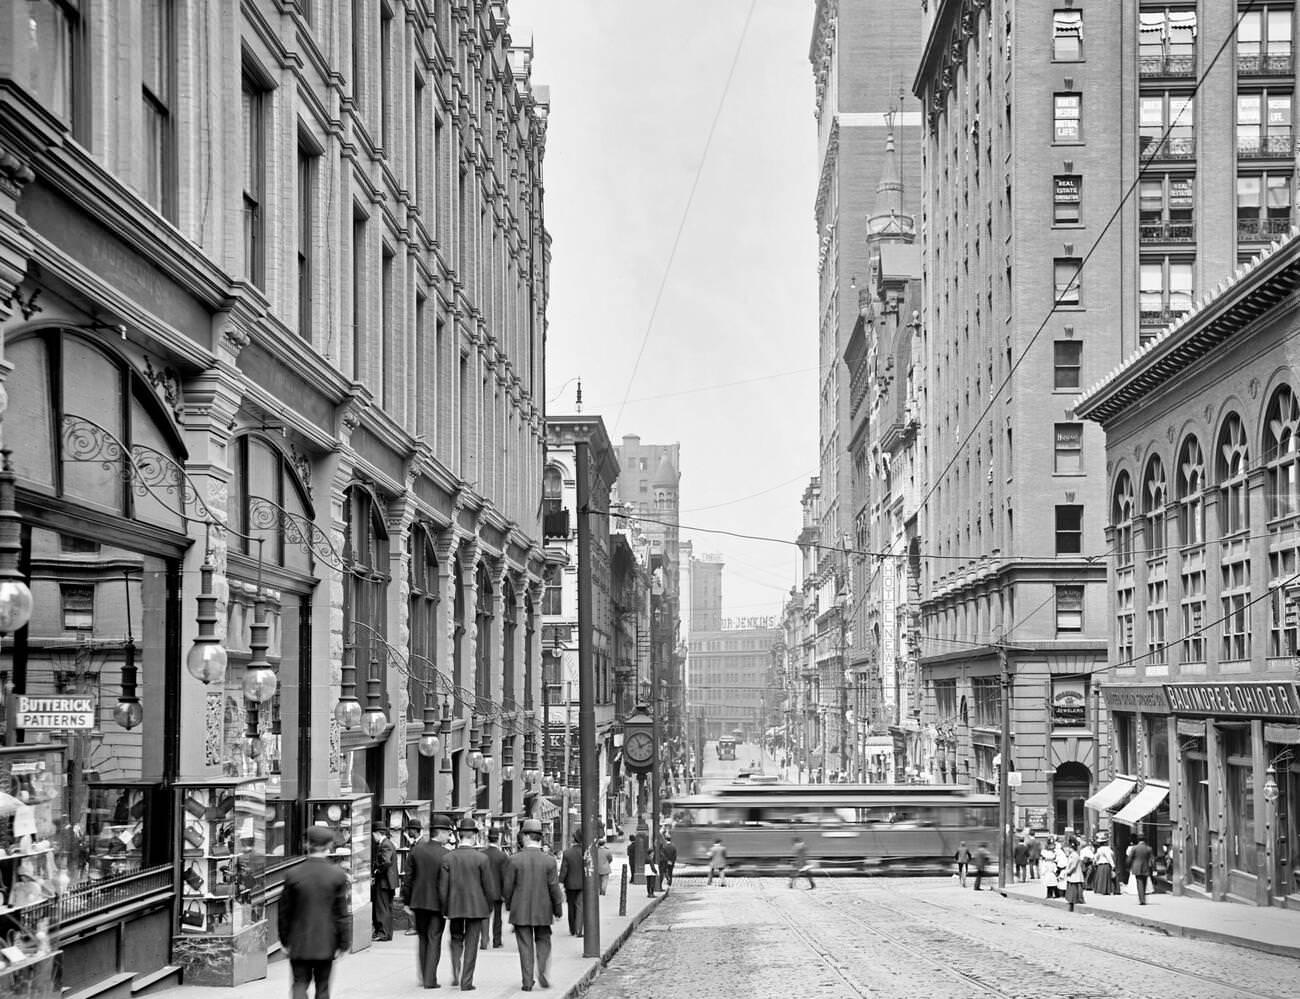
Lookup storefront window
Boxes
[1223,726,1256,872]
[1145,716,1170,781]
[1115,712,1137,773]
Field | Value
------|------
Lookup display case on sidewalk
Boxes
[380,800,429,932]
[307,793,372,952]
[0,745,66,941]
[171,777,268,987]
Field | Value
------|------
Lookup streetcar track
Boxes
[895,887,1295,999]
[762,880,1021,999]
[809,884,1288,999]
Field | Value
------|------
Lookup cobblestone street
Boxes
[586,878,1300,999]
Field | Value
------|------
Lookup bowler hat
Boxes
[458,816,479,834]
[431,813,454,831]
[521,818,542,834]
[306,825,335,848]
[373,824,389,834]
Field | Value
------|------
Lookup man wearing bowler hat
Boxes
[278,825,349,999]
[502,818,563,992]
[371,824,398,941]
[439,816,497,990]
[404,813,454,988]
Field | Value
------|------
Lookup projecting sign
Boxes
[16,695,95,730]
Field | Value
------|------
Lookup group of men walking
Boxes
[278,814,565,997]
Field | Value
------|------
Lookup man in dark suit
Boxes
[503,818,564,992]
[1126,833,1155,905]
[404,813,453,988]
[479,827,510,949]
[372,824,399,941]
[558,830,586,936]
[439,816,497,991]
[278,825,350,999]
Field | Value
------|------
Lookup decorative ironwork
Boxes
[62,413,221,525]
[248,495,346,571]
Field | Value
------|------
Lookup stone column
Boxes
[458,535,480,810]
[1247,467,1270,670]
[386,488,417,803]
[433,529,461,812]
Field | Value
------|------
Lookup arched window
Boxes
[228,434,315,575]
[502,577,517,712]
[1217,413,1250,536]
[475,561,494,710]
[1177,435,1205,546]
[453,554,467,716]
[523,591,536,711]
[1112,471,1136,565]
[408,524,439,720]
[344,484,390,718]
[1264,385,1300,520]
[1142,455,1168,555]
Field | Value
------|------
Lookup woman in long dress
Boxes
[1092,841,1116,895]
[1040,840,1059,898]
[1063,843,1086,912]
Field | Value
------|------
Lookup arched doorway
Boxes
[1053,761,1092,837]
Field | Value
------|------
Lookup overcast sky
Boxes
[509,0,819,621]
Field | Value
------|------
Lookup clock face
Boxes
[625,732,654,764]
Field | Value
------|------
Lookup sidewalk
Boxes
[151,860,661,999]
[1000,877,1300,959]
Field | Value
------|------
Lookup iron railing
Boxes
[1238,217,1293,242]
[1139,52,1195,77]
[1141,136,1196,160]
[14,864,176,939]
[1139,220,1195,243]
[1238,52,1294,76]
[1237,133,1293,159]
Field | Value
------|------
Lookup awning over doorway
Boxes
[1112,781,1170,826]
[1083,774,1137,813]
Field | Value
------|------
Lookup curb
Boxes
[562,893,667,999]
[999,890,1300,961]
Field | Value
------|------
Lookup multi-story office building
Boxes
[689,552,724,634]
[913,1,1300,834]
[1077,233,1300,908]
[688,625,782,745]
[0,1,548,990]
[810,0,923,783]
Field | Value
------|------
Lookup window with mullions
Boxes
[1055,504,1083,554]
[1144,455,1169,554]
[344,485,391,716]
[1238,6,1294,76]
[970,676,1000,728]
[1268,546,1300,657]
[1238,172,1293,242]
[226,435,315,577]
[1052,9,1083,61]
[27,0,83,134]
[1139,258,1194,342]
[1139,175,1194,242]
[1054,92,1082,142]
[1139,8,1197,77]
[298,140,318,340]
[141,0,174,219]
[1053,175,1082,224]
[474,561,495,711]
[1139,93,1195,159]
[1054,423,1083,474]
[1221,558,1251,662]
[242,65,269,287]
[1265,385,1300,519]
[1053,257,1082,305]
[1224,727,1257,872]
[1217,413,1251,536]
[1053,340,1082,389]
[1146,574,1168,666]
[502,577,518,712]
[1177,435,1206,545]
[1114,712,1137,774]
[408,525,440,724]
[1056,584,1084,633]
[1236,90,1293,158]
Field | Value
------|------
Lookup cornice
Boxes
[915,0,988,124]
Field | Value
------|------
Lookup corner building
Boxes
[0,0,548,992]
[1077,235,1300,909]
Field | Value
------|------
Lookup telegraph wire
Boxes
[612,0,760,433]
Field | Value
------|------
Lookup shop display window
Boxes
[308,794,372,912]
[0,746,67,925]
[176,778,267,937]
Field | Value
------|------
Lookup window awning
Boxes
[1113,781,1170,826]
[1084,775,1137,813]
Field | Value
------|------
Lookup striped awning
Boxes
[1084,775,1137,813]
[1113,781,1170,826]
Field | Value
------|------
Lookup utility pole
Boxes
[560,679,572,849]
[575,440,600,955]
[997,641,1012,892]
[650,602,661,882]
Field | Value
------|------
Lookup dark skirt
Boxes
[1092,863,1115,894]
[1065,881,1085,904]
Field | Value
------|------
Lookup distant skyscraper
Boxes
[689,553,725,634]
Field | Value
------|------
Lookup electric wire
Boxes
[612,0,760,432]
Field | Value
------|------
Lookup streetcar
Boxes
[716,737,736,761]
[667,784,999,873]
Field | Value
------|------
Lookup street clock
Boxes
[622,704,655,774]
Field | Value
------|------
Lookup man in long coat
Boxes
[404,813,453,988]
[278,825,350,999]
[372,824,399,940]
[480,827,511,948]
[557,830,586,935]
[502,818,564,992]
[439,816,497,990]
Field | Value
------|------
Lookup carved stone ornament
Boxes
[143,356,184,420]
[1249,376,1260,399]
[1167,425,1176,443]
[287,440,313,498]
[0,148,35,200]
[1204,404,1213,424]
[221,324,253,355]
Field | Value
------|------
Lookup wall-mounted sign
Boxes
[1051,678,1088,728]
[1054,176,1081,204]
[16,695,95,730]
[1163,681,1300,720]
[1101,684,1171,713]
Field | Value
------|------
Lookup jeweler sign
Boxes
[16,695,95,730]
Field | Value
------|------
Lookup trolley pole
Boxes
[575,440,600,956]
[997,642,1012,892]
